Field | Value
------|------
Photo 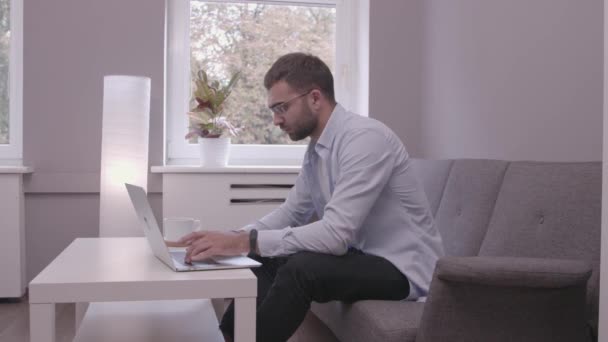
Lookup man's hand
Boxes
[178,231,249,263]
[164,240,189,248]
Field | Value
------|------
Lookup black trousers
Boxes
[219,249,410,342]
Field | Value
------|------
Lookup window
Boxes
[166,0,368,165]
[0,0,22,163]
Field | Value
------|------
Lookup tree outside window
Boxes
[0,0,9,144]
[189,1,335,145]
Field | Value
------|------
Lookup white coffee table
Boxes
[29,237,257,342]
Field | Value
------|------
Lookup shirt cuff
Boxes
[257,229,287,257]
[236,222,265,233]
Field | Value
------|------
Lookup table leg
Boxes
[234,297,256,342]
[75,302,89,331]
[29,303,56,342]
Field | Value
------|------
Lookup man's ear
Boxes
[311,89,322,106]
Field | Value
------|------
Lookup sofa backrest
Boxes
[432,159,509,256]
[478,161,601,333]
[412,159,601,334]
[411,159,453,217]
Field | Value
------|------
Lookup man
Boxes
[179,53,444,342]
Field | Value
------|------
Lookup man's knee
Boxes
[277,251,333,284]
[276,252,344,304]
[284,251,320,270]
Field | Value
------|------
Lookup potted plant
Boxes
[185,69,241,166]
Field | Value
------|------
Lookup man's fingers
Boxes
[178,232,196,244]
[186,242,211,262]
[179,231,206,244]
[178,234,194,244]
[182,231,239,263]
[190,248,216,262]
[165,240,189,248]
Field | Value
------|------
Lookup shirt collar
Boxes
[314,103,346,156]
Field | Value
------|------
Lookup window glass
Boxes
[0,0,10,144]
[190,1,335,145]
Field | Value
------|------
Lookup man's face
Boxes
[267,81,317,141]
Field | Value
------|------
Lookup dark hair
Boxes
[264,52,335,103]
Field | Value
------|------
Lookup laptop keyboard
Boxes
[170,251,219,266]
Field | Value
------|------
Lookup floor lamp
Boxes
[99,75,151,237]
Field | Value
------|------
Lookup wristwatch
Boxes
[249,229,258,256]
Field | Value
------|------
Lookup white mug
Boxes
[163,217,201,242]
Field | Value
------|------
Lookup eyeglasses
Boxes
[269,89,313,114]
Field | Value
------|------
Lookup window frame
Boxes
[165,0,368,166]
[0,0,23,164]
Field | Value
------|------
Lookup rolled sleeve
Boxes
[258,229,290,256]
[238,222,265,233]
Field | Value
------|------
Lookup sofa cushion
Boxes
[410,159,453,217]
[434,159,509,256]
[311,300,425,342]
[478,161,601,335]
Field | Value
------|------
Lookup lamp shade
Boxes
[99,75,151,237]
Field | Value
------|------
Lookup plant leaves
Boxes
[186,68,242,140]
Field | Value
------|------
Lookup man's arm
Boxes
[258,129,396,256]
[240,168,316,232]
[181,166,315,262]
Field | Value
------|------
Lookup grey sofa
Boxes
[308,159,600,342]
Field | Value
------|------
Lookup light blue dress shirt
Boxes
[244,104,444,299]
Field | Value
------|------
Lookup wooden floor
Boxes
[0,295,338,342]
[0,294,75,342]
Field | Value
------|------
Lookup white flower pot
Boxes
[198,137,231,167]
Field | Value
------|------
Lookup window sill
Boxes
[0,166,33,174]
[151,165,300,174]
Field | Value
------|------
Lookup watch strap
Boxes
[249,229,258,255]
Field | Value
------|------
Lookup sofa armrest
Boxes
[416,256,593,342]
[435,256,592,288]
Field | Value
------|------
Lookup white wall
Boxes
[420,0,603,161]
[24,0,165,188]
[369,0,425,157]
[23,0,164,280]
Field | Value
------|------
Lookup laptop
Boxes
[125,183,262,272]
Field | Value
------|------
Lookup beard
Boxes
[288,104,317,141]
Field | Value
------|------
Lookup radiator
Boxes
[162,172,297,231]
[0,171,28,297]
